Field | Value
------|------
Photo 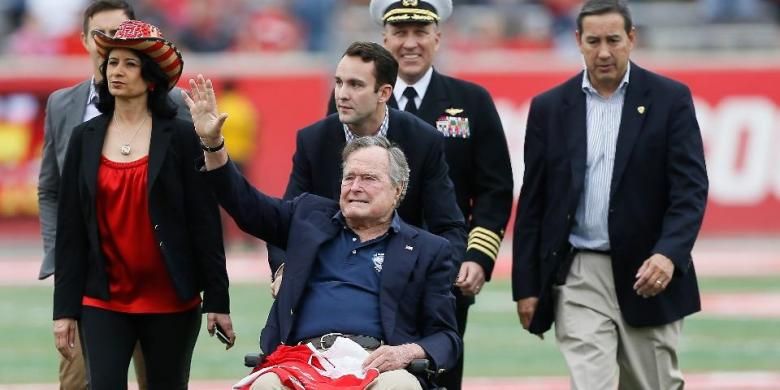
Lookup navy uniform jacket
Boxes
[512,63,708,334]
[329,70,513,281]
[267,109,467,273]
[53,115,228,320]
[207,161,462,371]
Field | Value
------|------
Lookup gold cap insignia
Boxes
[445,108,464,116]
[402,0,418,6]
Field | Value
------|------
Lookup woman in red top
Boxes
[52,20,234,389]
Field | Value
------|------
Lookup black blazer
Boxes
[206,161,461,372]
[512,63,708,334]
[267,108,466,272]
[53,114,228,320]
[329,70,513,279]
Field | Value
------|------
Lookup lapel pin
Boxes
[445,108,464,116]
[405,245,414,251]
[637,106,645,114]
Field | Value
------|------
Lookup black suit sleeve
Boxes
[179,124,229,313]
[464,87,514,280]
[511,96,547,301]
[422,133,467,266]
[651,86,708,272]
[266,132,311,273]
[53,126,89,320]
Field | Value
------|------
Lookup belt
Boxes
[573,247,611,256]
[298,333,382,350]
[555,246,611,285]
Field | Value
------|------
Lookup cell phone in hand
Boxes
[214,323,232,346]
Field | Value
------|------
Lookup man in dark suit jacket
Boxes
[185,73,460,386]
[269,42,466,293]
[512,1,708,389]
[328,2,514,388]
[36,2,189,388]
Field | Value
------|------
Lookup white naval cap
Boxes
[369,0,453,26]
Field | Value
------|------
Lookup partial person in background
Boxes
[37,3,188,389]
[177,0,240,52]
[230,4,303,53]
[328,2,515,388]
[543,0,581,54]
[267,41,467,306]
[700,0,763,23]
[290,0,337,52]
[216,80,257,173]
[512,1,708,389]
[51,19,234,389]
[5,0,83,55]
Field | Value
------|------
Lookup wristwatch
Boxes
[200,136,225,153]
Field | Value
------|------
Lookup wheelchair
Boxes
[243,351,446,389]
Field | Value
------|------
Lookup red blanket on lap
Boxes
[233,345,379,390]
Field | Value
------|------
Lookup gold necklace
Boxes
[114,114,148,156]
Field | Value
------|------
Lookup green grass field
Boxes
[1,277,778,383]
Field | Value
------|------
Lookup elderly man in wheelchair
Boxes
[204,136,460,389]
[187,76,461,389]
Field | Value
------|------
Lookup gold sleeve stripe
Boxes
[469,233,500,252]
[467,242,498,261]
[469,235,499,254]
[469,227,501,248]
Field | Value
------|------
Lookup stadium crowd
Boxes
[1,0,778,57]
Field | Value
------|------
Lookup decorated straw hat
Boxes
[92,20,183,90]
[370,0,453,26]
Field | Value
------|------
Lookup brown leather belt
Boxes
[298,333,382,350]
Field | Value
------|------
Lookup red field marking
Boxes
[4,239,780,286]
[461,373,780,390]
[702,293,780,318]
[490,247,780,278]
[0,252,272,286]
[3,372,780,390]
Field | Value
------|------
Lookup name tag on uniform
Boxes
[436,115,470,138]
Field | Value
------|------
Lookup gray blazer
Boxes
[37,79,191,279]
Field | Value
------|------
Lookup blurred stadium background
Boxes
[1,0,779,388]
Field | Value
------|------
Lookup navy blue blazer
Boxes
[207,161,461,371]
[512,63,708,334]
[268,108,467,273]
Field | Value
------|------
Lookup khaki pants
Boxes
[554,252,684,390]
[250,369,422,390]
[59,322,148,390]
[59,328,86,390]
